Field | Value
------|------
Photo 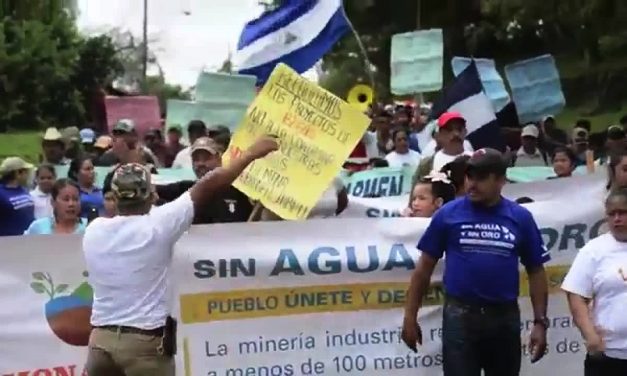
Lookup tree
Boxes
[143,75,191,113]
[218,52,233,74]
[0,10,123,132]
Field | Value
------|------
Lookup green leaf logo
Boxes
[55,284,69,294]
[32,272,46,281]
[30,282,46,294]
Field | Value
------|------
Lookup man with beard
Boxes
[156,137,253,223]
[413,112,474,183]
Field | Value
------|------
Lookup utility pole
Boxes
[142,0,148,88]
[416,0,424,104]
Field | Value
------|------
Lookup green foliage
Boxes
[319,0,627,100]
[0,11,123,132]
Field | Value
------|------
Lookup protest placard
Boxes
[452,57,510,112]
[104,96,161,135]
[223,63,370,220]
[195,71,257,105]
[505,54,566,123]
[165,99,246,137]
[390,29,443,95]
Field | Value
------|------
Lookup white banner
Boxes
[0,186,605,375]
[342,172,607,219]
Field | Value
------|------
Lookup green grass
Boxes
[0,131,43,163]
[555,103,626,132]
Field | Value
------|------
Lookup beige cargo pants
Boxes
[85,327,174,376]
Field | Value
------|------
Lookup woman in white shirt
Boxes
[30,164,56,219]
[562,188,627,375]
[385,128,421,168]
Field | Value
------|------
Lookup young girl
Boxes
[30,164,56,219]
[550,146,577,179]
[402,172,457,218]
[24,178,87,235]
[103,191,118,218]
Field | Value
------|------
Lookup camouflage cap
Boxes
[110,163,152,202]
[113,119,136,134]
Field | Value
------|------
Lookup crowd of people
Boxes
[2,101,627,375]
[2,103,627,235]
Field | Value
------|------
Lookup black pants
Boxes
[585,353,627,376]
[442,296,521,376]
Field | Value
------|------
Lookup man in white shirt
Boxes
[513,124,548,167]
[83,136,278,376]
[171,120,208,168]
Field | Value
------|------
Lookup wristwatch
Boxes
[534,317,550,329]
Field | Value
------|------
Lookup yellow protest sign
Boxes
[223,63,370,220]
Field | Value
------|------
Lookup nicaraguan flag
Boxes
[235,0,350,85]
[431,61,505,151]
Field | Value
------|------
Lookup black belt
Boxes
[445,295,518,314]
[95,325,165,336]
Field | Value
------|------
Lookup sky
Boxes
[77,0,265,87]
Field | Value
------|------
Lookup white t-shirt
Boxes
[421,139,474,158]
[385,150,422,168]
[562,233,627,359]
[432,150,473,174]
[172,146,192,168]
[84,192,195,329]
[30,187,52,219]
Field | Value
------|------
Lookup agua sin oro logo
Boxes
[30,271,93,346]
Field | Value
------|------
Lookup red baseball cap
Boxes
[437,112,466,127]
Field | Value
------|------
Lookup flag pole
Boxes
[340,2,376,94]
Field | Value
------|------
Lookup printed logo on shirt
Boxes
[459,223,517,256]
[225,199,237,213]
[619,268,627,282]
[29,271,93,347]
[10,194,34,210]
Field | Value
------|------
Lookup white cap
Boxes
[43,127,63,141]
[521,124,539,138]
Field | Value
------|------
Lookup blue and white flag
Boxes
[235,0,350,85]
[431,61,505,151]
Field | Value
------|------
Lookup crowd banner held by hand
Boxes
[451,57,511,112]
[342,170,603,218]
[390,29,443,95]
[0,190,603,375]
[104,96,161,136]
[505,54,566,124]
[194,72,257,105]
[223,63,370,220]
[341,166,414,197]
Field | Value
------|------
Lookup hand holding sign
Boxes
[247,135,280,160]
[224,63,370,220]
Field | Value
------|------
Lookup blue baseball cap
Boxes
[80,128,96,144]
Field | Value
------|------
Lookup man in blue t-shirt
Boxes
[0,157,35,236]
[402,148,550,376]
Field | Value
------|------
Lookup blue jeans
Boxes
[442,297,521,376]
